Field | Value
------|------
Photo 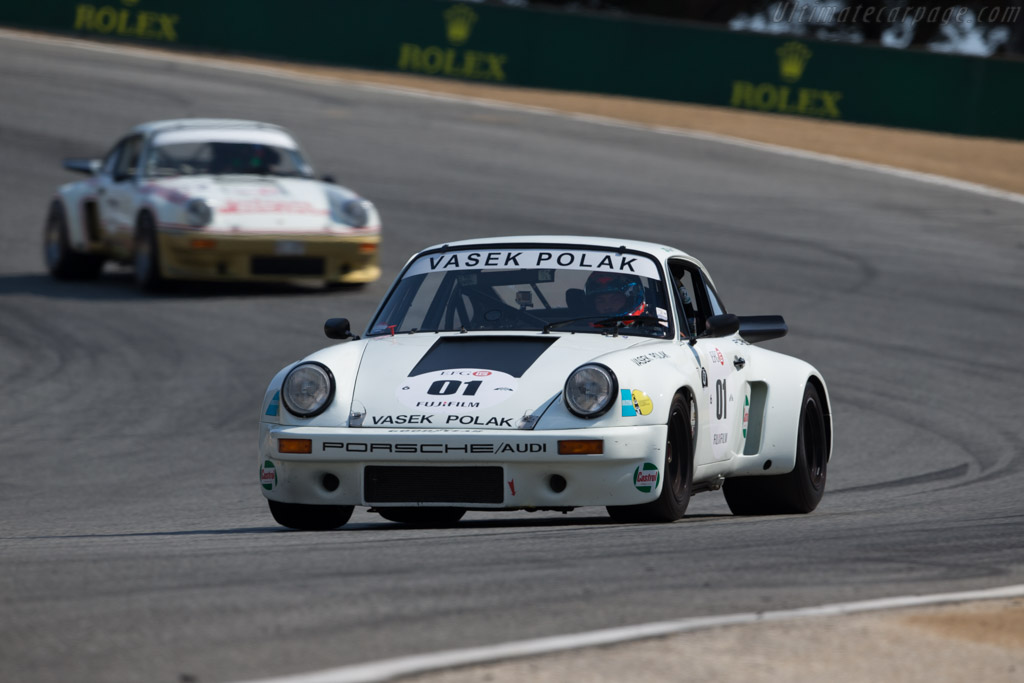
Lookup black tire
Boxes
[376,507,466,527]
[723,382,828,515]
[268,500,354,530]
[607,393,694,523]
[44,201,104,279]
[133,214,164,291]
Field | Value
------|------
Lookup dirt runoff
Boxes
[402,599,1024,683]
[249,59,1024,197]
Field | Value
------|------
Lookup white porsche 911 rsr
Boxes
[45,118,381,289]
[258,235,832,529]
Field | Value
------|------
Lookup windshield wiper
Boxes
[543,314,663,335]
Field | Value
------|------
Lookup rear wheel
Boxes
[607,394,693,523]
[133,214,164,291]
[376,507,466,527]
[268,500,354,530]
[44,201,104,279]
[723,382,828,515]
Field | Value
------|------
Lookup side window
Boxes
[113,136,143,181]
[669,259,720,338]
[101,140,124,177]
[699,274,726,316]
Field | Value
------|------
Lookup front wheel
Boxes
[268,500,354,530]
[133,214,164,291]
[607,394,694,523]
[376,507,466,527]
[723,382,828,515]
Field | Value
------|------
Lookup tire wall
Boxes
[3,0,1022,138]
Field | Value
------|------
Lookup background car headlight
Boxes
[564,364,617,418]
[328,193,376,228]
[186,198,213,227]
[281,362,335,418]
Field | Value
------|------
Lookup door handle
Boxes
[733,357,746,370]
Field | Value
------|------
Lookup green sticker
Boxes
[633,462,660,493]
[260,460,277,491]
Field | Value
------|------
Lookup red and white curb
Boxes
[230,584,1024,683]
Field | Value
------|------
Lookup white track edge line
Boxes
[3,28,1023,207]
[230,584,1024,683]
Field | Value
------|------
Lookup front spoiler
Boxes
[257,423,669,508]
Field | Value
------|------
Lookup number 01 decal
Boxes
[715,378,727,420]
[428,379,482,396]
[397,369,518,412]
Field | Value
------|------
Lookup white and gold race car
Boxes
[45,118,381,289]
[258,235,833,529]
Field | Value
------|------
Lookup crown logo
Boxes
[776,41,812,83]
[444,5,478,46]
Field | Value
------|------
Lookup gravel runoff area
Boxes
[13,30,1023,682]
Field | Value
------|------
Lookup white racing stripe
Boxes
[3,29,1024,207]
[230,584,1024,683]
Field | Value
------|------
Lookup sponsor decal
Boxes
[397,368,518,412]
[323,441,547,454]
[708,347,726,366]
[404,249,659,279]
[73,0,179,43]
[621,389,654,417]
[397,4,509,82]
[260,460,277,491]
[743,394,750,439]
[730,41,843,119]
[713,432,729,445]
[265,391,280,417]
[371,415,434,425]
[508,479,516,496]
[634,462,660,493]
[219,200,324,215]
[631,351,669,366]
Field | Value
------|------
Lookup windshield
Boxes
[368,247,673,338]
[144,141,313,178]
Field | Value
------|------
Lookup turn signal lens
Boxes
[359,243,378,253]
[278,438,312,454]
[558,440,603,455]
[190,239,217,249]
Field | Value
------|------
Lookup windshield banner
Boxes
[405,249,659,279]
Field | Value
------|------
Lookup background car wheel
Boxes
[607,393,694,523]
[723,382,828,515]
[44,201,104,279]
[268,500,354,530]
[133,214,164,291]
[376,507,466,527]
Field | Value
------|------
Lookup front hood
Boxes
[350,333,642,430]
[146,176,344,232]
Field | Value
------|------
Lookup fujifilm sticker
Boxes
[633,462,660,493]
[397,368,518,412]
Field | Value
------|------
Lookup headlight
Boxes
[186,198,213,227]
[564,364,617,418]
[328,193,375,228]
[281,362,335,418]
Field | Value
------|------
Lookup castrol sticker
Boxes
[633,462,660,493]
[397,369,518,412]
[260,460,277,491]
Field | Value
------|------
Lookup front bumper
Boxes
[157,229,380,284]
[257,423,668,509]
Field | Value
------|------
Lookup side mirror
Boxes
[706,313,740,338]
[737,315,788,343]
[324,317,356,340]
[63,158,101,175]
[321,174,336,184]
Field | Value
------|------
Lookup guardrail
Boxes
[3,0,1022,139]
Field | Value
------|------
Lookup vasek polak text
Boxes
[406,249,660,278]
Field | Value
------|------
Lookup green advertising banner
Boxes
[2,0,1022,139]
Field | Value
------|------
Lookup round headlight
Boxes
[564,364,617,418]
[281,362,335,418]
[186,198,213,227]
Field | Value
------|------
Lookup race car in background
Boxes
[44,118,381,289]
[258,235,833,529]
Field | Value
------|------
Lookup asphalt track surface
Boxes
[2,34,1023,683]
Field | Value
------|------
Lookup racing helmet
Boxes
[585,272,646,318]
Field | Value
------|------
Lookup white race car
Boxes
[258,235,832,529]
[45,119,381,289]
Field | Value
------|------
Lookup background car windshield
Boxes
[369,248,672,338]
[145,141,313,178]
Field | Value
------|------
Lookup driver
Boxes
[585,272,646,318]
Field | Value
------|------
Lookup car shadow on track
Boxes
[0,272,366,300]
